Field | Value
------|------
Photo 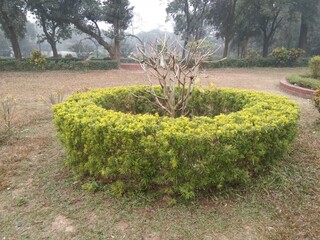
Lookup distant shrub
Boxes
[53,86,299,200]
[245,50,260,66]
[64,54,75,59]
[271,48,305,67]
[309,56,320,79]
[30,50,46,70]
[202,55,308,69]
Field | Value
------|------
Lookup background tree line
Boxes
[167,0,320,57]
[0,0,319,61]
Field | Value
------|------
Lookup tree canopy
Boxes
[167,0,320,57]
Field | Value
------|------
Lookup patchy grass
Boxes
[0,68,319,239]
[287,73,320,90]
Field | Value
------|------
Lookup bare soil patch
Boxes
[0,68,319,239]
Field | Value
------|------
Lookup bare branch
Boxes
[131,38,216,118]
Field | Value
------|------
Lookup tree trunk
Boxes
[298,14,308,52]
[9,28,22,60]
[262,38,269,58]
[182,38,189,59]
[240,39,249,58]
[223,37,230,58]
[48,40,58,57]
[114,37,121,68]
[113,21,121,68]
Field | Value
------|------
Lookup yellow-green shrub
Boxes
[30,50,46,69]
[271,47,305,66]
[53,86,299,199]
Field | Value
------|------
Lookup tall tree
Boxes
[45,0,133,64]
[166,0,210,58]
[27,0,72,58]
[103,0,134,64]
[232,1,259,57]
[207,0,238,57]
[289,0,320,52]
[242,0,287,57]
[0,0,26,59]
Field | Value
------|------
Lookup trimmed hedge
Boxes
[202,57,309,69]
[0,58,118,71]
[53,86,299,199]
[287,74,320,90]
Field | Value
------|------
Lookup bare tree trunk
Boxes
[262,41,269,58]
[223,37,230,58]
[114,38,121,68]
[48,40,58,57]
[113,21,121,68]
[298,14,308,52]
[9,28,22,60]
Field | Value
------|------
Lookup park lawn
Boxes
[0,68,319,239]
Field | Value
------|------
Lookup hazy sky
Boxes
[129,0,173,33]
[28,0,174,33]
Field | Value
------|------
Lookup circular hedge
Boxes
[53,86,299,199]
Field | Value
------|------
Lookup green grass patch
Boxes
[287,73,320,90]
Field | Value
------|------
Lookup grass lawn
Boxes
[0,68,319,239]
[287,73,320,90]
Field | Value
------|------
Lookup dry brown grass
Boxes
[0,68,319,240]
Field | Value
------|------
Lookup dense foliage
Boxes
[53,86,299,200]
[309,56,320,79]
[0,58,117,71]
[202,57,308,69]
[271,48,305,67]
[287,74,320,90]
[30,50,46,69]
[167,0,320,57]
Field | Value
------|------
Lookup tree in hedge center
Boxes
[132,38,214,118]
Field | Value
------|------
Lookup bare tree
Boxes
[132,38,213,118]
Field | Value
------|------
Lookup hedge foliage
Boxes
[287,74,320,90]
[202,57,309,69]
[53,86,299,199]
[0,58,118,71]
